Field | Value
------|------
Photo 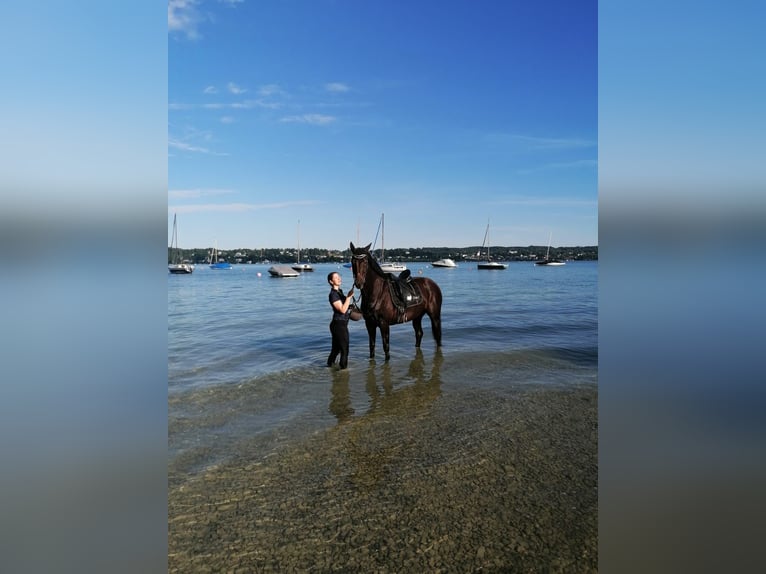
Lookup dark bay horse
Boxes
[350,242,442,360]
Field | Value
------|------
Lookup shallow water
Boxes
[168,261,597,476]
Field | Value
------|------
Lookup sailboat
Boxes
[534,232,566,266]
[477,220,508,270]
[376,213,407,273]
[209,240,233,270]
[291,219,314,272]
[168,213,194,274]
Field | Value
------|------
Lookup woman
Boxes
[326,271,355,369]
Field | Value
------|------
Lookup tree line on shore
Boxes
[169,245,598,265]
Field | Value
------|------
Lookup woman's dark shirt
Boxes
[329,289,350,321]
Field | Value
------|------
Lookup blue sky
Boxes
[169,0,597,250]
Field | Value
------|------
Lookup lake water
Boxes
[168,260,597,478]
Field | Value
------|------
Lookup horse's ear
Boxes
[364,243,372,251]
[350,241,355,251]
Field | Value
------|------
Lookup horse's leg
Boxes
[380,322,391,361]
[412,314,424,347]
[365,318,377,359]
[429,305,442,347]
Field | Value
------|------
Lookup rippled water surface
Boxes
[169,261,597,474]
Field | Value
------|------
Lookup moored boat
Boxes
[534,232,566,266]
[291,219,314,272]
[168,213,195,274]
[375,213,407,273]
[268,265,300,277]
[209,241,233,270]
[477,221,508,270]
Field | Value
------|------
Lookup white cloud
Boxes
[517,159,598,174]
[518,135,595,150]
[247,99,282,110]
[168,188,235,200]
[325,82,349,93]
[220,116,235,124]
[168,139,209,153]
[171,200,321,214]
[228,82,247,94]
[168,0,203,40]
[489,196,597,208]
[203,85,218,94]
[486,132,596,151]
[258,84,284,97]
[171,99,281,111]
[279,114,336,126]
[168,138,228,156]
[169,0,242,40]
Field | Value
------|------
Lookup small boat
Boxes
[375,213,407,272]
[431,258,457,268]
[477,221,508,270]
[379,261,408,273]
[291,219,314,272]
[268,265,300,277]
[534,232,566,266]
[209,241,233,270]
[168,213,195,274]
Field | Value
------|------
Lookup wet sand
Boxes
[169,382,597,572]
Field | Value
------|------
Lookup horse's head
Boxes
[350,242,372,289]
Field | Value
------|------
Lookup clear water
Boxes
[168,261,597,477]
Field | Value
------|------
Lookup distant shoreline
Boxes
[169,245,598,265]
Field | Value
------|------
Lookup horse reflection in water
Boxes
[328,348,443,425]
[328,349,444,488]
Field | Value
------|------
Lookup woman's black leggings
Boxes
[328,319,350,369]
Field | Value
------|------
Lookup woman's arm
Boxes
[332,295,353,314]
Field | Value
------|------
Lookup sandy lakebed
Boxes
[169,374,597,573]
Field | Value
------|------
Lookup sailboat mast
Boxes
[171,214,178,262]
[483,220,491,261]
[297,219,301,262]
[546,231,552,260]
[382,213,386,262]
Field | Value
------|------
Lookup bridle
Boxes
[351,250,368,289]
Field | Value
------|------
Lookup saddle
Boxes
[386,269,422,316]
